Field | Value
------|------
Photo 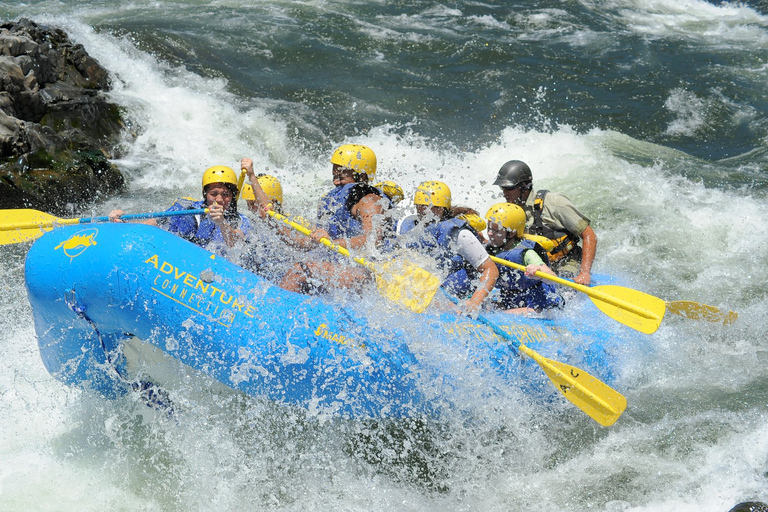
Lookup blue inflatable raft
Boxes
[24,223,632,420]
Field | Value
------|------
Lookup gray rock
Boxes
[0,18,126,214]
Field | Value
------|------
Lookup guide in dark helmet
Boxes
[493,160,597,286]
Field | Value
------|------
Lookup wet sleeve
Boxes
[522,249,545,266]
[455,229,490,269]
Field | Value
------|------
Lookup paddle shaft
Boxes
[440,289,530,356]
[266,210,377,272]
[1,208,209,232]
[236,169,246,201]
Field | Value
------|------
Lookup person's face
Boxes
[205,183,233,208]
[486,221,511,248]
[415,204,446,223]
[500,182,531,206]
[332,165,356,186]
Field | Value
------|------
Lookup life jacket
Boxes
[487,239,564,311]
[160,198,250,249]
[488,239,550,292]
[399,216,480,297]
[528,190,580,262]
[316,183,395,243]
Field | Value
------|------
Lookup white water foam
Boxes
[597,0,768,46]
[2,10,768,512]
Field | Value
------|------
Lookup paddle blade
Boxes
[374,258,441,313]
[589,284,666,334]
[0,209,63,244]
[0,225,49,244]
[666,300,738,325]
[519,344,627,426]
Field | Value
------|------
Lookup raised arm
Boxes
[241,157,273,213]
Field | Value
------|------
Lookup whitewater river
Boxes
[1,1,768,510]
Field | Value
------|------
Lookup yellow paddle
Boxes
[0,208,209,245]
[442,291,626,426]
[491,255,664,334]
[665,300,738,325]
[490,255,737,333]
[266,210,441,313]
[235,169,247,201]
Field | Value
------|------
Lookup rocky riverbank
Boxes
[0,18,126,214]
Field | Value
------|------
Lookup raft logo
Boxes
[54,228,98,260]
[314,323,365,349]
[144,254,258,328]
[444,321,550,345]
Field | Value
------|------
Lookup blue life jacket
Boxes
[316,183,395,244]
[160,199,251,250]
[399,216,480,298]
[488,239,564,311]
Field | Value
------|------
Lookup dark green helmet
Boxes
[493,160,532,188]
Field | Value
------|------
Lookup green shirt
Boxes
[523,247,545,266]
[523,190,590,238]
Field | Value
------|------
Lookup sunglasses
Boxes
[502,182,531,191]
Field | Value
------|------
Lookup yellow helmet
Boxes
[374,180,404,204]
[257,174,283,204]
[457,213,487,233]
[330,144,377,180]
[485,202,526,237]
[414,181,451,209]
[241,175,283,205]
[202,165,238,189]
